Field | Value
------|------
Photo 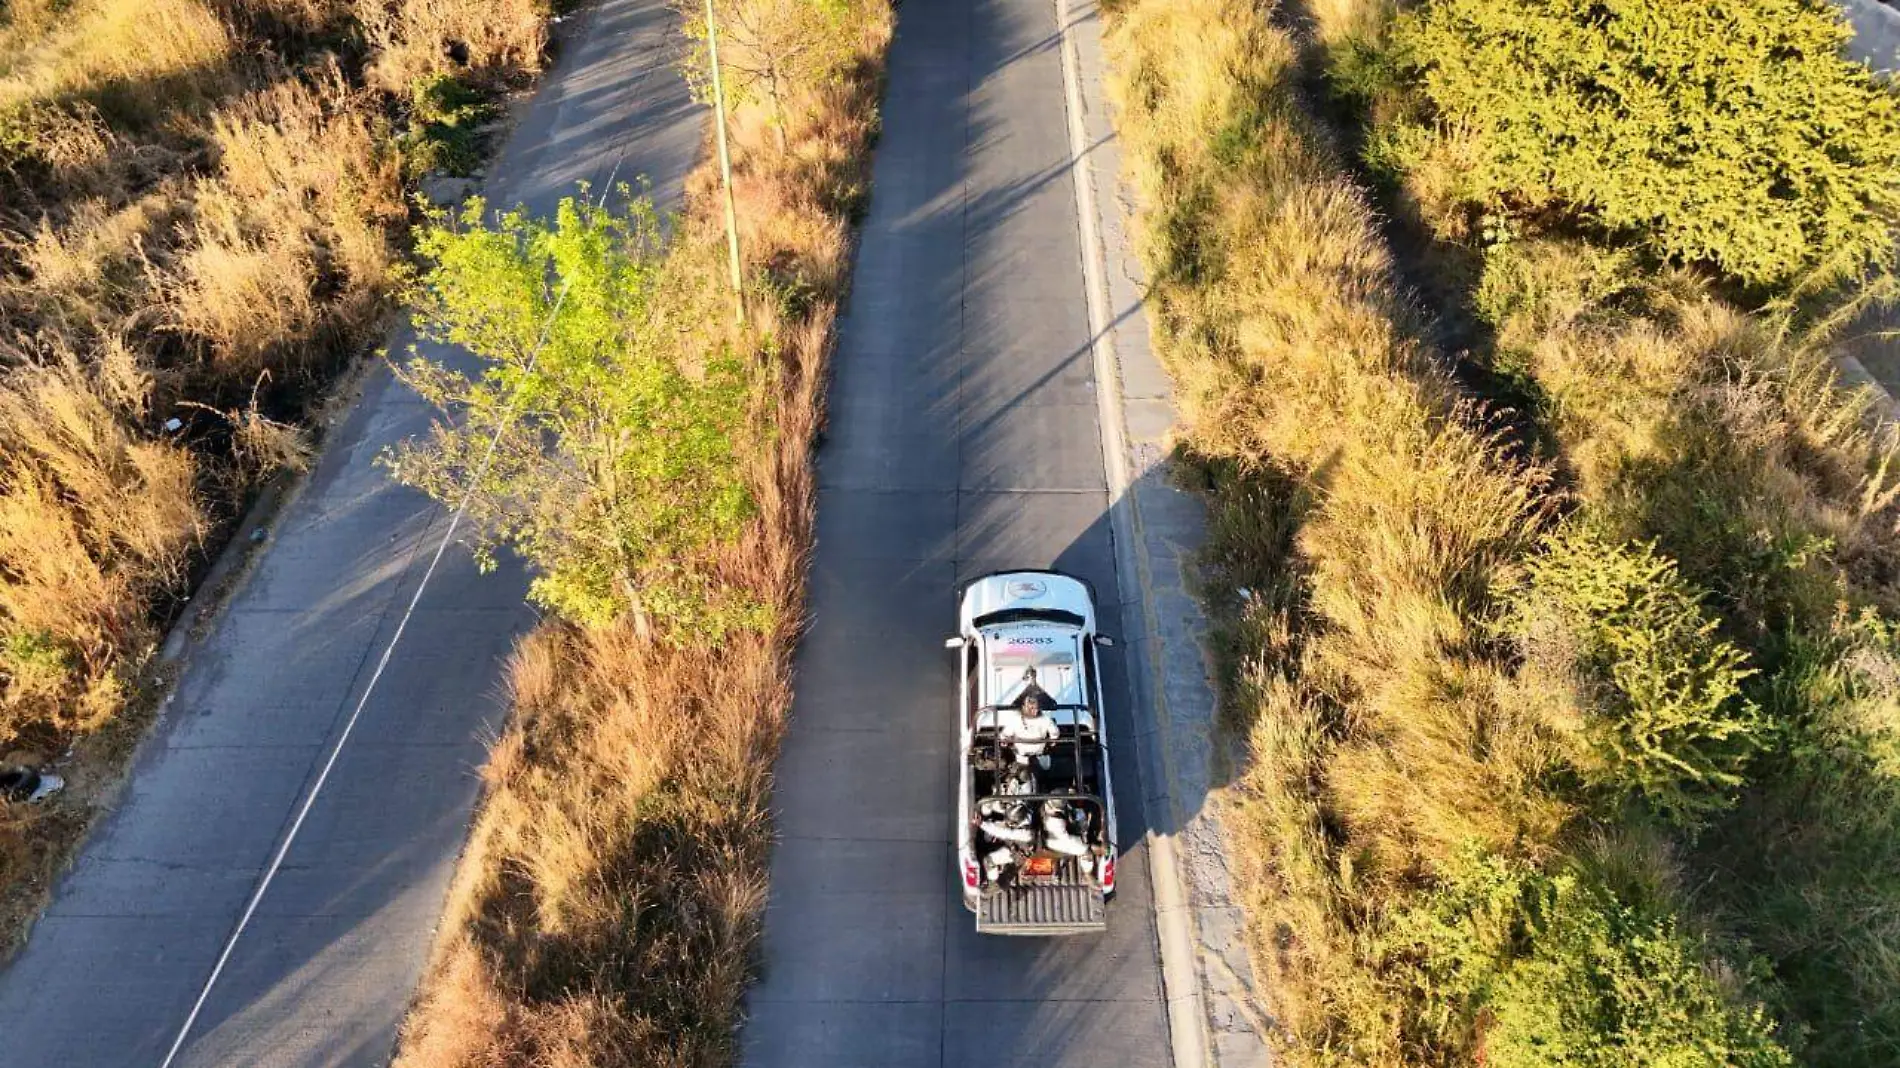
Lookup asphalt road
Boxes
[0,1,701,1063]
[739,0,1173,1063]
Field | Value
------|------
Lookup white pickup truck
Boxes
[947,570,1117,935]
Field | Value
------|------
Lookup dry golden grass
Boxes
[400,609,785,1065]
[1106,0,1577,1058]
[0,0,66,43]
[0,0,237,127]
[0,69,404,763]
[7,194,180,326]
[209,72,405,290]
[0,0,472,750]
[392,5,889,1063]
[165,73,404,385]
[167,196,323,374]
[1306,0,1392,52]
[1479,239,1900,590]
[0,353,200,740]
[356,0,549,94]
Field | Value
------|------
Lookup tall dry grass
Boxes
[0,352,200,741]
[169,72,405,385]
[1,71,403,748]
[356,0,549,94]
[399,576,791,1064]
[0,0,236,128]
[1108,0,1811,1063]
[393,4,888,1063]
[0,0,536,736]
[1106,0,1568,1055]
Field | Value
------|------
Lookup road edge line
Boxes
[1054,2,1212,1065]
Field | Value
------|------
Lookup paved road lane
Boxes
[0,2,700,1063]
[741,0,1172,1063]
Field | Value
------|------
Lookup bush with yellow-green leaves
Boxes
[1366,0,1900,290]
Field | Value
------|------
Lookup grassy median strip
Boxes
[389,2,890,1062]
[0,0,552,951]
[1105,0,1900,1065]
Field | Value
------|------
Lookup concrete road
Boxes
[1834,2,1900,404]
[739,0,1173,1063]
[0,1,700,1063]
[1842,0,1900,75]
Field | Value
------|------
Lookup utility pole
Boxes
[705,0,746,326]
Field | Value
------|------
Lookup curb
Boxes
[1055,1,1274,1065]
[1051,9,1202,1061]
[157,472,296,664]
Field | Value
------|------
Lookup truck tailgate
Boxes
[977,883,1108,935]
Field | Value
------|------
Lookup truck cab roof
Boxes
[960,570,1097,632]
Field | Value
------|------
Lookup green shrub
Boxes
[1711,616,1900,1065]
[1389,848,1792,1068]
[0,628,74,704]
[382,192,763,640]
[1383,0,1900,289]
[1513,526,1767,823]
[399,72,497,178]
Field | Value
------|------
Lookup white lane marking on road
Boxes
[1052,0,1211,1065]
[158,169,621,1068]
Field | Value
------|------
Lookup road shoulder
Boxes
[1056,0,1273,1064]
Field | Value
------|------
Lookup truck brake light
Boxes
[962,857,979,888]
[1103,855,1115,893]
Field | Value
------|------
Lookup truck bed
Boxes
[976,881,1108,935]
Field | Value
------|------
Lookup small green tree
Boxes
[1512,526,1766,824]
[680,0,859,154]
[382,192,762,640]
[1385,0,1900,289]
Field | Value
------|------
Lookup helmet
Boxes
[1042,799,1069,819]
[1005,803,1033,827]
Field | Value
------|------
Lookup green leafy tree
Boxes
[382,192,762,640]
[1385,0,1900,289]
[1513,526,1766,824]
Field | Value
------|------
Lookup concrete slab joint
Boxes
[1054,0,1273,1064]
